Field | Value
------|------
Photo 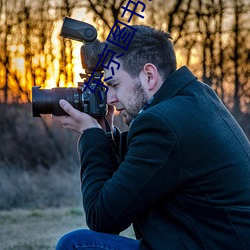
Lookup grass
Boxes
[0,103,129,211]
[0,207,135,250]
[0,104,133,249]
[0,164,82,210]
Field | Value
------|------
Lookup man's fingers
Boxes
[59,99,73,114]
[59,99,83,121]
[52,99,101,133]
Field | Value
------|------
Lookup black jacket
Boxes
[78,66,250,249]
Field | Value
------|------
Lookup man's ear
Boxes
[143,63,159,91]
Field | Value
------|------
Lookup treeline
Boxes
[0,0,249,115]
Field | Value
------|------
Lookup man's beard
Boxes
[122,80,150,125]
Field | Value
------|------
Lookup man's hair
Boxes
[91,25,177,81]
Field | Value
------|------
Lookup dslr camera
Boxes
[32,17,107,118]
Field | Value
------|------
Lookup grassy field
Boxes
[0,104,133,249]
[0,207,135,250]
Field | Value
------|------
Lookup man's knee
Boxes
[56,229,88,250]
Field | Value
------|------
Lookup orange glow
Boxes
[176,50,186,68]
[12,57,25,74]
[2,10,100,103]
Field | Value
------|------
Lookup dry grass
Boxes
[0,103,128,210]
[0,162,82,210]
[0,207,135,250]
[0,104,133,249]
[0,207,83,250]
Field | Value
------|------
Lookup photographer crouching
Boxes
[35,18,250,249]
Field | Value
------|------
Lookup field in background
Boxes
[0,206,135,250]
[0,207,84,250]
[0,103,80,210]
[0,103,128,210]
[0,103,131,249]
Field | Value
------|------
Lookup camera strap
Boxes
[94,92,116,145]
[94,92,120,167]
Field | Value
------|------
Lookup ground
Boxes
[0,207,135,250]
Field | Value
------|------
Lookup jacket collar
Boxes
[150,66,197,108]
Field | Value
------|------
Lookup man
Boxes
[53,25,250,249]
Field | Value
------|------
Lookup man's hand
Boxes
[52,99,101,134]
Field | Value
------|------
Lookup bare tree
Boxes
[0,0,29,102]
[82,0,126,39]
[56,0,77,87]
[231,0,249,116]
[0,0,8,102]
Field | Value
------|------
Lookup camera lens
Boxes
[32,86,82,117]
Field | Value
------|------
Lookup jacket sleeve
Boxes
[78,111,186,234]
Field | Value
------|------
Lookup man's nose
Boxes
[107,89,117,105]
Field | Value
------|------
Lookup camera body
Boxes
[32,17,107,118]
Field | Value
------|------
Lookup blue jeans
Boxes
[56,229,140,250]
